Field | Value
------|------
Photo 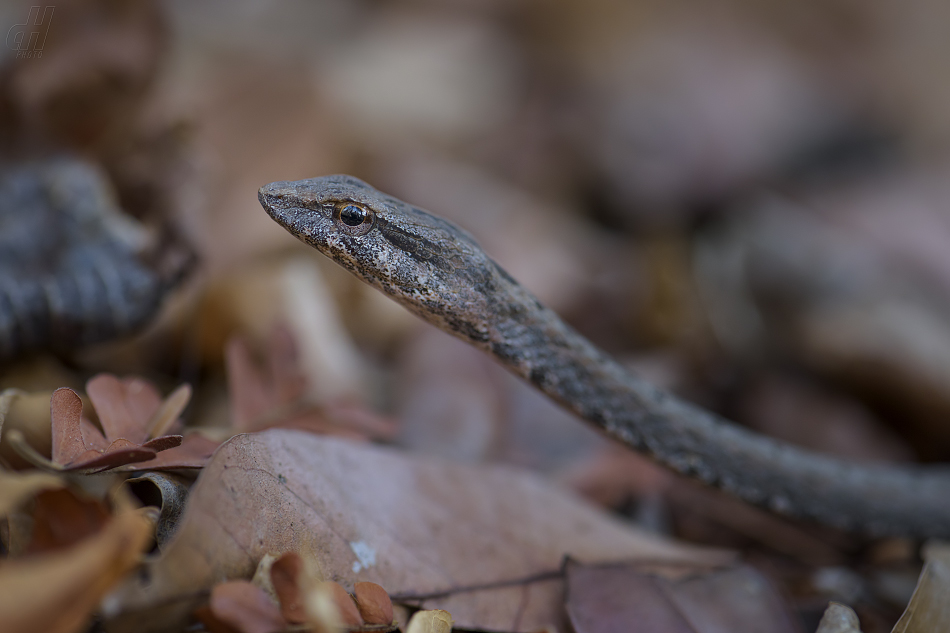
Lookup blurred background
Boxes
[3,0,950,629]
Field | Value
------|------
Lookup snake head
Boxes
[259,175,512,341]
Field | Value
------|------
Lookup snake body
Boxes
[260,175,950,538]
[0,159,190,360]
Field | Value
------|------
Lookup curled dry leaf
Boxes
[353,582,394,625]
[33,374,188,473]
[124,472,191,549]
[0,509,152,633]
[114,431,731,632]
[404,610,453,633]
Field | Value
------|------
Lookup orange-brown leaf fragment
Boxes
[0,509,153,633]
[353,582,393,625]
[270,552,307,624]
[208,581,287,633]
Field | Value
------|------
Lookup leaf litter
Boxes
[112,430,733,632]
[9,374,188,473]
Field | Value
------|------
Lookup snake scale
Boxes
[260,174,950,538]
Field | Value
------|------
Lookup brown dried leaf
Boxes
[353,582,393,625]
[270,552,307,624]
[207,581,288,633]
[0,509,153,633]
[46,377,187,472]
[116,431,732,632]
[49,388,157,471]
[565,560,801,633]
[51,388,88,466]
[119,432,220,471]
[79,417,111,451]
[892,541,950,632]
[26,488,111,555]
[87,374,158,445]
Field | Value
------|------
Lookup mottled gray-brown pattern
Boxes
[0,159,190,360]
[260,175,950,538]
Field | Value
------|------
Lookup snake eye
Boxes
[334,203,375,235]
[340,205,366,226]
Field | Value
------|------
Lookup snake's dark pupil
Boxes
[340,205,366,226]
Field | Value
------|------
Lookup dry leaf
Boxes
[113,431,731,632]
[39,375,187,473]
[46,388,155,471]
[404,609,453,633]
[891,541,950,632]
[353,582,393,625]
[565,560,801,633]
[206,581,287,633]
[124,472,191,549]
[270,552,307,624]
[119,432,220,471]
[26,488,111,554]
[0,509,152,633]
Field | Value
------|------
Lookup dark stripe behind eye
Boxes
[377,219,454,272]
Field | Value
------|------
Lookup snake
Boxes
[259,174,950,538]
[0,159,192,361]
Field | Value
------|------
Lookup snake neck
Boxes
[474,280,648,433]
